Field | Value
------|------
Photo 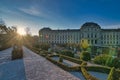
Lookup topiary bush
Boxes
[12,47,23,60]
[80,51,91,61]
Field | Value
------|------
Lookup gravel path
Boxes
[23,47,80,80]
[0,48,12,64]
[0,48,26,80]
[0,59,26,80]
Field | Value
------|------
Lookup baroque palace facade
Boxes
[39,22,120,47]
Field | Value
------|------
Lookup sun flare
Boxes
[17,27,26,35]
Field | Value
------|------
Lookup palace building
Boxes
[39,22,120,47]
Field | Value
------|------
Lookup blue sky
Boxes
[0,0,120,35]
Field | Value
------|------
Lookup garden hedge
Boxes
[86,66,110,74]
[46,56,80,71]
[61,55,83,64]
[107,67,115,80]
[81,67,99,80]
[86,66,120,80]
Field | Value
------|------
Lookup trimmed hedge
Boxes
[25,46,50,57]
[81,67,99,80]
[0,45,11,51]
[81,61,87,66]
[61,55,83,64]
[12,47,23,60]
[107,67,115,80]
[86,66,110,74]
[80,62,99,80]
[86,66,120,80]
[46,56,80,71]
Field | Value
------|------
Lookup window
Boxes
[95,34,97,38]
[91,40,93,44]
[88,34,89,38]
[88,40,90,44]
[95,40,97,44]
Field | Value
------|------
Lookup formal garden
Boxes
[26,38,120,80]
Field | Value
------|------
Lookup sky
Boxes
[0,0,120,35]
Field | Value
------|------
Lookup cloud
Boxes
[19,6,43,17]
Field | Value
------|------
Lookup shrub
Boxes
[102,47,110,54]
[80,51,91,61]
[93,54,120,68]
[114,69,120,80]
[39,50,49,57]
[12,47,23,60]
[39,43,50,50]
[94,54,109,65]
[112,58,120,69]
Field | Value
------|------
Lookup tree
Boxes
[80,39,89,51]
[80,51,91,61]
[0,22,19,50]
[80,39,91,61]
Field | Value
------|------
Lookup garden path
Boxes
[23,47,80,80]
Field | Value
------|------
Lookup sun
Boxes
[17,27,26,35]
